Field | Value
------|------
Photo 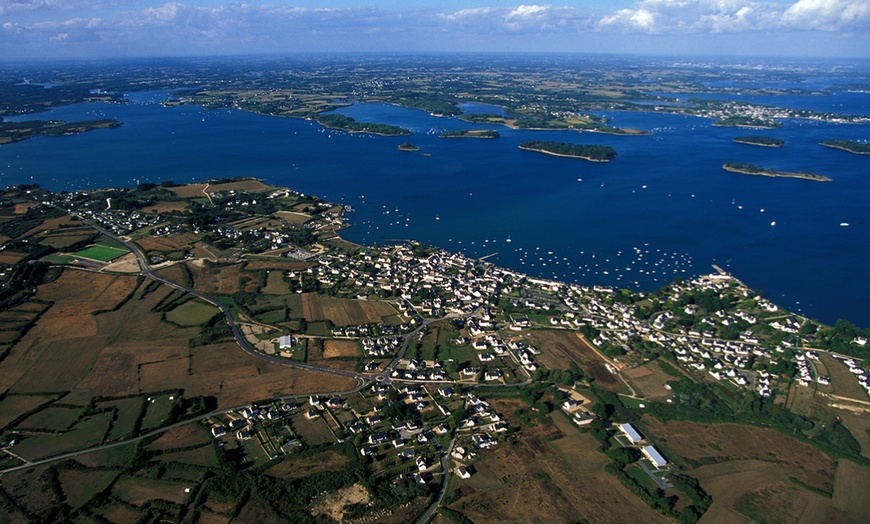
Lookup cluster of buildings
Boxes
[618,423,668,469]
[77,209,162,235]
[840,356,870,397]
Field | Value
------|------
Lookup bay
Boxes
[0,89,868,327]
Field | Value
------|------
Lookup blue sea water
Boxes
[1,89,868,326]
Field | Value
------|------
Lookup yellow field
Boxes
[322,339,360,358]
[622,360,677,400]
[167,179,275,198]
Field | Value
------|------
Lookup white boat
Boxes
[840,222,850,227]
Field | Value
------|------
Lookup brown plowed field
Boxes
[622,361,676,400]
[642,417,836,492]
[144,201,189,213]
[168,179,274,198]
[323,339,360,358]
[136,235,189,252]
[300,293,325,321]
[0,271,141,392]
[453,399,667,524]
[244,260,317,271]
[525,330,622,390]
[299,295,397,326]
[265,449,348,479]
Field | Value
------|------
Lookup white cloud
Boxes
[0,0,117,16]
[142,2,182,23]
[1,2,868,58]
[783,0,870,30]
[598,0,870,33]
[506,4,550,20]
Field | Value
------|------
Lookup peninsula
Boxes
[519,140,617,162]
[820,139,870,154]
[0,119,121,145]
[733,136,785,147]
[723,162,831,182]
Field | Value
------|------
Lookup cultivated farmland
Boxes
[525,330,624,391]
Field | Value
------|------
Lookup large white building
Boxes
[619,423,643,443]
[642,445,668,467]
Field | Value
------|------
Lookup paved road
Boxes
[77,215,366,383]
[0,385,367,476]
[416,436,457,524]
[10,211,540,522]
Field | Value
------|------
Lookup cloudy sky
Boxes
[1,0,868,59]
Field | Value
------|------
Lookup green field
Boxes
[72,244,128,262]
[140,394,176,431]
[98,397,145,441]
[625,464,660,492]
[18,406,83,431]
[11,413,112,461]
[165,300,220,326]
[42,253,75,264]
[59,469,119,509]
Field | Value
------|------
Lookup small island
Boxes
[713,116,781,129]
[315,113,411,136]
[0,119,122,145]
[733,136,784,147]
[819,139,870,155]
[518,140,617,162]
[439,129,500,139]
[397,142,420,151]
[723,162,831,182]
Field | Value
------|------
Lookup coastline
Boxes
[518,145,611,162]
[819,142,870,155]
[317,122,411,137]
[722,164,831,182]
[582,127,650,136]
[732,139,783,148]
[438,135,498,139]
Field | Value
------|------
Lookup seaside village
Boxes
[32,183,870,488]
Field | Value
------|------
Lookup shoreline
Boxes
[317,122,411,137]
[583,127,650,136]
[819,142,870,155]
[518,145,611,162]
[733,139,783,148]
[713,122,779,129]
[438,135,498,139]
[722,164,831,182]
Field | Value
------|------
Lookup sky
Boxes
[1,1,869,60]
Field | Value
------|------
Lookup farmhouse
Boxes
[562,399,581,412]
[642,445,668,467]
